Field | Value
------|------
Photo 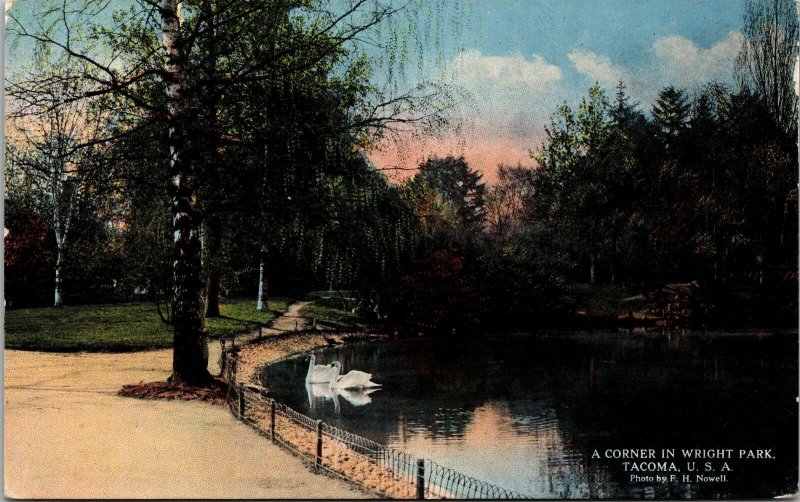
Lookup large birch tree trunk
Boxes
[162,0,209,385]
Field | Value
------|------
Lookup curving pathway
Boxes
[269,300,313,332]
[3,303,367,499]
[207,300,312,376]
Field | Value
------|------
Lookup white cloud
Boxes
[389,33,744,180]
[652,31,743,91]
[451,49,562,89]
[567,31,743,110]
[568,49,630,87]
[446,49,566,135]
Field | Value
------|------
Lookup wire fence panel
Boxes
[425,459,526,499]
[228,378,527,499]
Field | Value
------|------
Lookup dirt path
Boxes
[269,300,312,332]
[4,346,367,498]
[207,300,312,376]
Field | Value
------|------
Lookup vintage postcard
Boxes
[3,0,799,499]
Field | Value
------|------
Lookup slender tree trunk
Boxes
[53,240,64,307]
[52,190,72,307]
[52,201,64,306]
[203,217,222,317]
[256,245,269,311]
[589,252,597,285]
[162,0,208,385]
[204,272,221,317]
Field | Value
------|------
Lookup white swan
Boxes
[305,354,337,384]
[328,361,381,390]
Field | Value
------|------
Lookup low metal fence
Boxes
[228,382,527,499]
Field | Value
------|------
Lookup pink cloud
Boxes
[369,130,544,185]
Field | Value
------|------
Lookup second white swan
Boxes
[305,354,337,384]
[328,361,381,390]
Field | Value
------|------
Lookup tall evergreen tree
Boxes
[651,86,691,141]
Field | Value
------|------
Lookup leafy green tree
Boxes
[477,242,574,329]
[532,85,618,284]
[384,249,480,333]
[308,154,420,306]
[8,0,460,383]
[5,76,111,306]
[402,155,486,248]
[246,64,372,310]
[111,123,174,309]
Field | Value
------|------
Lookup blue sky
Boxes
[477,0,744,98]
[373,0,747,180]
[5,0,749,181]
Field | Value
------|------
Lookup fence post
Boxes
[315,420,323,471]
[220,342,227,373]
[416,459,425,499]
[259,325,263,340]
[238,386,245,418]
[270,400,276,441]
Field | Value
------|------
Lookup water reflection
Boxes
[305,382,380,411]
[337,387,380,406]
[305,382,340,412]
[261,331,798,498]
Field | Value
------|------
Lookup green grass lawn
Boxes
[4,297,291,352]
[300,291,368,330]
[300,304,365,329]
[205,297,290,339]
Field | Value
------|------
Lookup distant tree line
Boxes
[384,0,798,331]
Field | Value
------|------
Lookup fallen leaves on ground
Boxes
[118,377,229,406]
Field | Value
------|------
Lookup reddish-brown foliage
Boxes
[118,377,229,406]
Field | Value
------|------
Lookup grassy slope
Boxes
[299,291,368,330]
[300,304,365,328]
[206,297,290,339]
[4,298,290,352]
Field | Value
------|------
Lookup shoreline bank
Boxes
[232,331,387,386]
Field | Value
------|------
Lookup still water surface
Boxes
[260,331,798,498]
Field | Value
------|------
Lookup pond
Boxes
[260,330,798,498]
